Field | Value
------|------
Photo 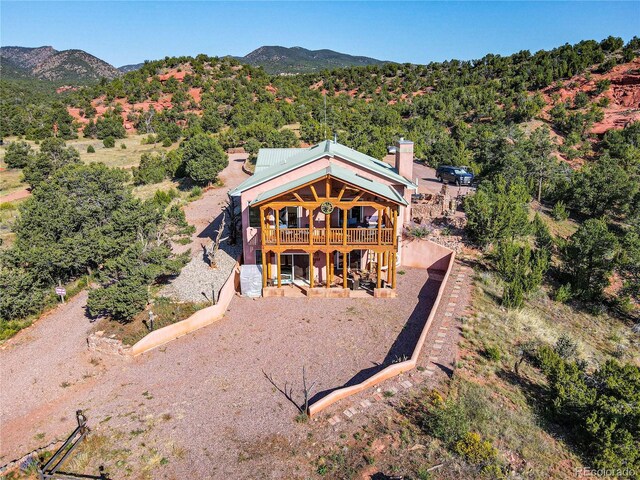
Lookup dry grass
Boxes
[0,134,176,197]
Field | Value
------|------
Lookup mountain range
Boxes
[0,45,387,83]
[238,46,387,74]
[0,46,120,83]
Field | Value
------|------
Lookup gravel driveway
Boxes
[1,267,439,478]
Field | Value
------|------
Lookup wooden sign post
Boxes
[55,282,66,304]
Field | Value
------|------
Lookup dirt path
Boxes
[0,188,30,203]
[175,152,249,256]
[0,291,108,461]
[0,154,249,466]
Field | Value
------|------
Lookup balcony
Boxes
[263,227,394,246]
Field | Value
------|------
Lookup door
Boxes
[280,254,309,285]
[279,207,299,228]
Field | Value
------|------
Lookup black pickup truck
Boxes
[435,165,474,186]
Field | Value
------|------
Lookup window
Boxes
[249,207,260,228]
[347,206,363,226]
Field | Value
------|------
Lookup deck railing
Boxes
[263,227,394,246]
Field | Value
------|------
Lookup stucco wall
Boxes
[308,239,454,417]
[240,155,409,263]
[130,260,241,356]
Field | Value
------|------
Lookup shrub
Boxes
[188,186,202,200]
[132,151,183,185]
[162,137,172,147]
[421,392,469,446]
[531,346,640,473]
[4,141,32,168]
[0,268,47,322]
[554,283,572,303]
[87,145,95,153]
[554,334,578,360]
[573,91,589,109]
[120,143,126,149]
[493,240,549,308]
[454,432,498,465]
[103,136,115,148]
[405,224,431,239]
[551,201,569,221]
[483,345,501,361]
[595,79,611,95]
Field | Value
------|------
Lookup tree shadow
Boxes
[309,274,441,404]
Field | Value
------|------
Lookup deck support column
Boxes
[343,251,348,289]
[261,249,267,289]
[309,208,314,246]
[266,252,272,281]
[275,208,281,247]
[276,252,282,288]
[309,252,314,288]
[376,252,382,289]
[377,208,382,246]
[325,251,330,288]
[342,208,347,246]
[390,251,396,289]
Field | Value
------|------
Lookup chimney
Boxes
[395,137,414,182]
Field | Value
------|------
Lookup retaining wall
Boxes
[130,259,241,356]
[308,239,455,417]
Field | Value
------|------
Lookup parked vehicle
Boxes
[436,165,474,185]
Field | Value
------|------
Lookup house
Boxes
[229,138,417,297]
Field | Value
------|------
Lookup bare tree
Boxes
[203,213,226,268]
[224,194,241,246]
[263,366,317,417]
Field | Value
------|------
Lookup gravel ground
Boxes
[161,234,242,303]
[0,154,466,479]
[1,267,440,479]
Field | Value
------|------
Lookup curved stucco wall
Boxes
[130,260,241,356]
[308,239,455,417]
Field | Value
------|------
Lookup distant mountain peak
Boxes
[0,45,120,83]
[241,45,388,74]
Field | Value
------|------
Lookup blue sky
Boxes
[1,1,638,67]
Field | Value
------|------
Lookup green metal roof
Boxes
[254,148,309,172]
[249,164,408,206]
[230,140,416,197]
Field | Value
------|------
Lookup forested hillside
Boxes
[1,35,639,478]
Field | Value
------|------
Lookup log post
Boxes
[309,208,314,246]
[343,251,348,289]
[309,252,314,288]
[276,252,282,288]
[325,251,330,288]
[261,249,267,289]
[275,208,281,246]
[376,252,382,289]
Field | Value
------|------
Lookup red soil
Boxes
[540,57,640,135]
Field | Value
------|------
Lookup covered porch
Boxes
[252,167,405,298]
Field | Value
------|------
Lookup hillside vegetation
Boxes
[0,36,638,478]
